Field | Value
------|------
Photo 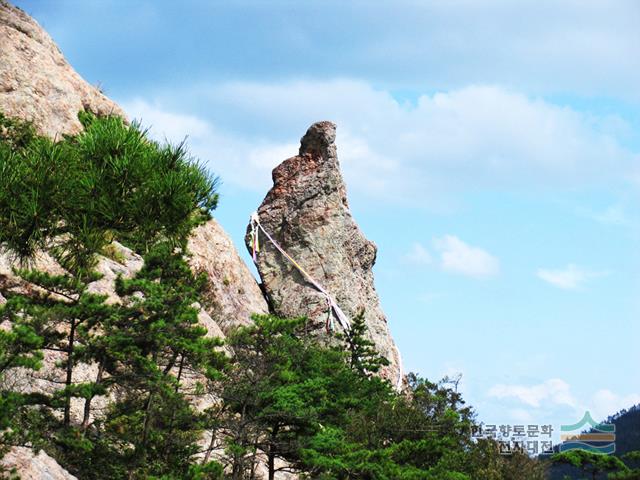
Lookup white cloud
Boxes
[536,264,606,290]
[487,379,640,424]
[125,98,212,140]
[121,81,638,206]
[433,235,499,278]
[589,389,640,421]
[404,242,432,265]
[488,378,576,408]
[122,99,297,192]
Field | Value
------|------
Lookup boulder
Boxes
[246,121,403,386]
[1,447,77,480]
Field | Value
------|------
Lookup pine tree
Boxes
[0,112,222,478]
[92,244,226,478]
[339,310,389,377]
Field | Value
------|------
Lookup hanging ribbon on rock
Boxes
[250,211,404,391]
[249,211,351,334]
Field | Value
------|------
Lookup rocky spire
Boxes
[246,121,403,386]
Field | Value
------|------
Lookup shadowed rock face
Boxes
[246,121,403,386]
[0,1,125,137]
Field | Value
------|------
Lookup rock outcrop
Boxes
[189,219,269,333]
[246,121,403,386]
[0,1,125,137]
[1,447,77,480]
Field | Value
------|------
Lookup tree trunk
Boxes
[63,318,77,426]
[175,353,185,391]
[141,392,154,446]
[268,425,280,480]
[202,429,216,464]
[81,361,104,430]
[268,453,275,480]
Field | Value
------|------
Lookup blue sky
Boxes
[17,0,640,439]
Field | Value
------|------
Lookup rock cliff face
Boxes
[0,1,125,137]
[246,121,403,386]
[1,447,77,480]
[189,220,269,332]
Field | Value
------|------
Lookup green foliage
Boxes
[465,439,547,480]
[0,111,37,149]
[211,315,326,479]
[45,244,227,479]
[205,315,545,480]
[338,310,389,376]
[551,449,629,479]
[606,451,640,479]
[0,111,218,273]
[0,112,222,479]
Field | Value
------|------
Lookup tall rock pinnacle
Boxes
[247,121,403,386]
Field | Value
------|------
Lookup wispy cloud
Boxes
[488,378,576,408]
[433,235,499,278]
[590,390,640,421]
[536,264,607,290]
[122,82,638,206]
[122,99,298,192]
[592,206,631,227]
[487,379,640,423]
[40,1,640,100]
[404,242,432,265]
